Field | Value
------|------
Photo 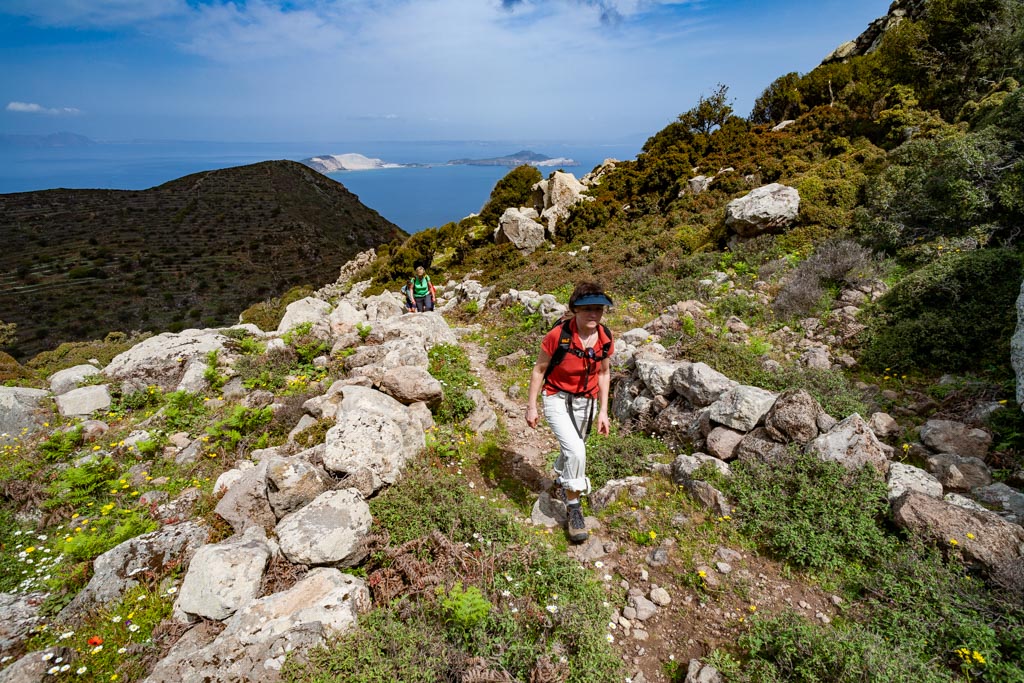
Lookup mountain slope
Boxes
[0,160,406,358]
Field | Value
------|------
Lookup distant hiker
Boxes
[408,266,435,312]
[525,281,614,543]
[400,284,416,313]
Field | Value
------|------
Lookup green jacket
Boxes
[410,275,431,298]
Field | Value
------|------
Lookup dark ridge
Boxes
[0,160,406,358]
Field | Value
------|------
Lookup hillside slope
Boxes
[0,160,406,358]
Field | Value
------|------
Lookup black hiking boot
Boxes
[566,503,588,543]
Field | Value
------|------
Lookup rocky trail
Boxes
[458,336,841,683]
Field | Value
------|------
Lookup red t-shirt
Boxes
[541,318,614,398]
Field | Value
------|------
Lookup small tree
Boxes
[678,83,734,135]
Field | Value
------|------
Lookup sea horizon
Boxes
[0,138,642,233]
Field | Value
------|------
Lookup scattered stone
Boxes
[919,419,992,459]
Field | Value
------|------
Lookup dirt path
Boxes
[462,340,558,493]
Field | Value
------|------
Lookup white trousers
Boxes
[543,391,595,495]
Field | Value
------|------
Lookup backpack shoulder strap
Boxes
[596,323,613,360]
[542,319,574,385]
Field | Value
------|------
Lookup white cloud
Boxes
[6,102,81,115]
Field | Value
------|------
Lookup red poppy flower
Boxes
[87,636,103,647]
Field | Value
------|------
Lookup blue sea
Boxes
[0,139,641,233]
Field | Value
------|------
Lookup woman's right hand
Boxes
[526,404,538,428]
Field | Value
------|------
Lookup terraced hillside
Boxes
[0,160,406,358]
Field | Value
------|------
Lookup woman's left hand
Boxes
[596,413,610,435]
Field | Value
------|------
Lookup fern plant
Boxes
[439,581,491,646]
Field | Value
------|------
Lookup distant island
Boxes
[301,153,409,173]
[0,132,95,149]
[447,150,578,167]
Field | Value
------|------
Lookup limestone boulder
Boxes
[636,358,683,397]
[672,363,737,407]
[55,384,111,417]
[464,388,498,434]
[868,412,900,440]
[536,171,587,232]
[328,385,426,462]
[48,364,101,396]
[590,476,650,513]
[0,591,47,659]
[371,311,459,347]
[670,453,731,484]
[925,453,993,491]
[734,427,789,465]
[176,528,272,621]
[214,461,276,533]
[265,456,330,519]
[971,483,1024,524]
[919,419,992,459]
[104,329,228,392]
[805,413,889,473]
[705,426,744,461]
[328,300,367,335]
[708,385,778,432]
[887,461,943,502]
[322,408,408,493]
[379,366,443,406]
[681,479,731,517]
[763,389,823,445]
[276,489,372,566]
[145,569,369,683]
[276,297,332,335]
[0,387,49,445]
[892,492,1024,593]
[724,183,800,237]
[495,207,546,254]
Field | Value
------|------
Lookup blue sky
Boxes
[0,0,891,143]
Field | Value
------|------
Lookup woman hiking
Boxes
[408,265,435,312]
[525,281,614,543]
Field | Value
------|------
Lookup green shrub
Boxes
[584,429,669,491]
[26,332,147,377]
[478,165,543,227]
[731,611,950,683]
[427,344,478,425]
[283,321,330,364]
[860,248,1023,373]
[239,285,314,332]
[723,452,892,572]
[162,390,210,432]
[772,239,880,318]
[369,462,522,547]
[44,456,120,510]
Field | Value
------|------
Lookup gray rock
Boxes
[892,491,1024,593]
[104,329,228,392]
[0,591,47,658]
[681,479,731,516]
[590,476,649,513]
[919,419,992,459]
[806,413,889,474]
[628,594,658,621]
[708,385,777,432]
[685,659,723,683]
[464,388,497,434]
[276,296,332,335]
[887,461,943,502]
[379,365,444,406]
[971,483,1024,524]
[764,389,823,444]
[671,363,737,407]
[868,412,900,440]
[54,384,111,417]
[266,456,330,519]
[48,364,101,395]
[670,453,731,484]
[725,183,800,237]
[636,358,682,397]
[926,453,993,491]
[495,207,546,253]
[276,489,372,567]
[649,586,671,606]
[734,427,788,465]
[145,569,370,683]
[322,408,408,493]
[1012,277,1024,409]
[0,387,49,445]
[177,527,272,621]
[705,426,744,461]
[214,461,276,533]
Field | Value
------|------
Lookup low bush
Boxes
[427,344,478,425]
[859,248,1023,373]
[26,332,148,377]
[584,428,669,491]
[723,452,892,572]
[772,239,880,318]
[239,285,314,332]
